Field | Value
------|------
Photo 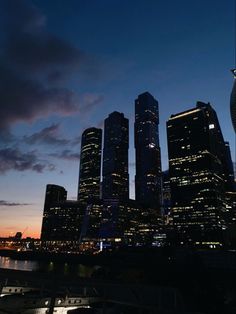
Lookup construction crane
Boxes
[22,227,28,238]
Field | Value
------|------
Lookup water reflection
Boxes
[0,256,38,271]
[0,256,99,278]
[47,261,54,272]
[64,262,69,275]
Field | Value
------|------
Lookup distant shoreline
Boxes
[0,249,104,265]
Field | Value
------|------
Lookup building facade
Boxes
[102,111,129,200]
[41,184,67,241]
[167,101,232,246]
[162,170,172,221]
[135,92,162,210]
[42,201,81,241]
[230,69,236,133]
[77,127,102,205]
[223,141,235,191]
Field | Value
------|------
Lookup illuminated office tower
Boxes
[162,170,172,217]
[78,127,102,205]
[230,69,236,133]
[41,184,67,240]
[167,101,233,245]
[223,141,235,191]
[43,200,81,242]
[135,92,162,210]
[102,111,129,200]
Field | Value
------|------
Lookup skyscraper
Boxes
[167,101,231,245]
[41,184,67,240]
[135,92,162,210]
[102,111,129,200]
[162,170,172,217]
[230,69,236,133]
[42,200,81,242]
[77,127,102,205]
[223,141,235,191]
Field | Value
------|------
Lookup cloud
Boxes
[0,129,16,145]
[2,0,84,70]
[0,0,97,133]
[0,0,105,177]
[49,149,80,161]
[0,147,55,174]
[23,123,70,146]
[0,65,78,131]
[6,29,85,72]
[95,119,104,129]
[80,94,104,114]
[72,136,82,146]
[0,200,32,207]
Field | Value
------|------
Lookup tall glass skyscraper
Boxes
[135,92,162,210]
[230,69,236,133]
[167,101,233,245]
[102,111,129,200]
[77,127,102,205]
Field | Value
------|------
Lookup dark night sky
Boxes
[0,0,234,237]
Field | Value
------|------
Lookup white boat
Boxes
[0,285,39,297]
[0,291,101,314]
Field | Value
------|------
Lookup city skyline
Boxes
[40,99,234,246]
[0,0,235,238]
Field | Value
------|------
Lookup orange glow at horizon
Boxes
[0,228,40,239]
[0,204,43,239]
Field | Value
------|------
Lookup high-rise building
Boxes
[162,170,172,218]
[230,69,236,133]
[43,200,81,242]
[223,141,235,191]
[77,127,102,205]
[81,198,162,246]
[41,184,67,240]
[79,200,103,241]
[135,92,162,210]
[167,101,232,245]
[102,111,129,200]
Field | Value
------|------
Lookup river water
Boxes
[0,255,98,277]
[0,256,38,271]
